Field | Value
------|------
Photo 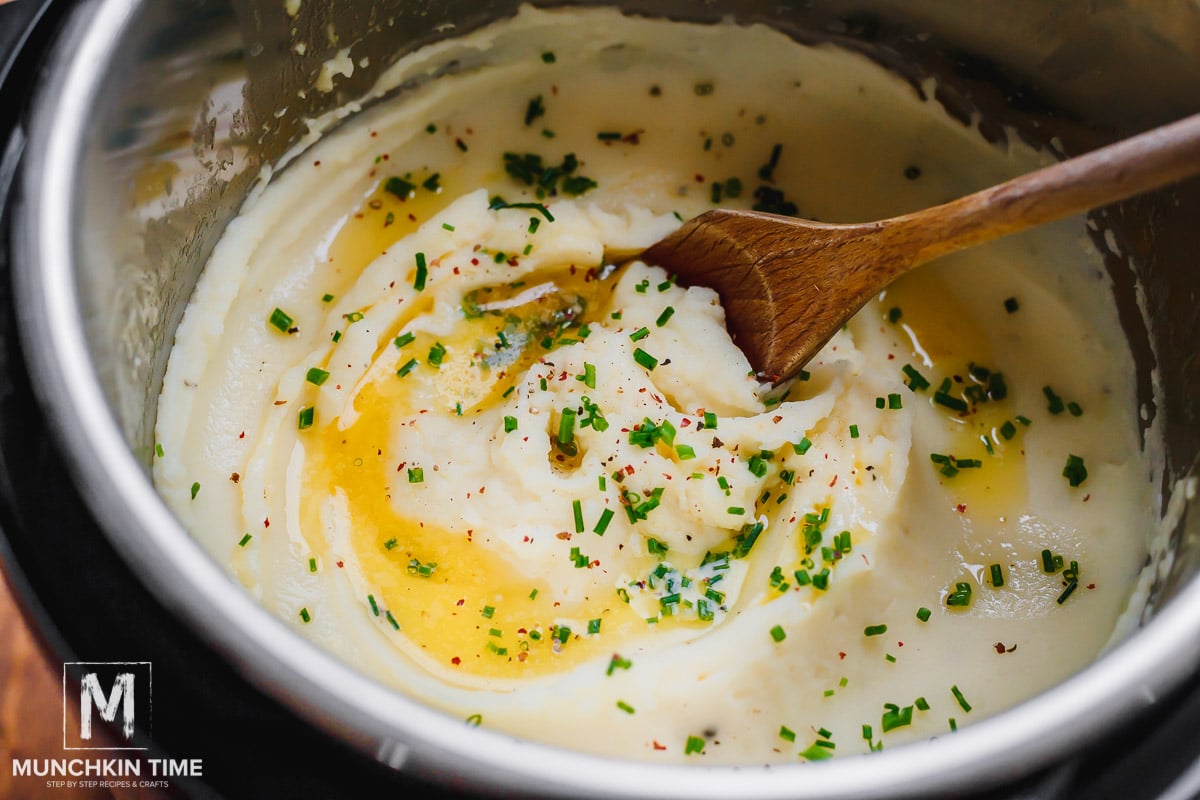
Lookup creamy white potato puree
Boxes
[154,7,1156,763]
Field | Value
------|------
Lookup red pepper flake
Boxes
[956,504,967,513]
[451,656,461,665]
[772,415,783,424]
[263,517,270,528]
[456,599,465,606]
[694,174,705,183]
[336,561,344,568]
[1087,583,1096,590]
[681,418,692,427]
[556,532,572,540]
[229,472,240,484]
[239,431,245,439]
[838,651,846,660]
[828,474,838,487]
[313,160,321,167]
[652,741,667,751]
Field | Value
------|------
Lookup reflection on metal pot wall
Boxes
[153,5,1159,764]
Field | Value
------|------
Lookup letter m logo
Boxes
[63,662,152,750]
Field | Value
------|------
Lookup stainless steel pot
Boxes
[11,1,1200,797]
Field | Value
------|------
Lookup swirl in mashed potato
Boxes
[154,6,1155,762]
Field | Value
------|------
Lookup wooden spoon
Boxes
[640,113,1200,384]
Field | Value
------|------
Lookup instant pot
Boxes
[2,1,1200,798]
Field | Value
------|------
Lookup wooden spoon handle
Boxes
[896,112,1200,264]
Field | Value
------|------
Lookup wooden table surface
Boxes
[0,571,168,800]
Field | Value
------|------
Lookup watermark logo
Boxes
[62,662,152,751]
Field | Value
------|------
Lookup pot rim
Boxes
[14,1,1200,797]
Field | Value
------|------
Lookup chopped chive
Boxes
[414,252,428,291]
[915,697,930,711]
[385,610,399,630]
[481,605,495,618]
[1057,581,1078,604]
[902,364,930,392]
[331,331,342,343]
[541,51,556,63]
[384,538,398,550]
[299,607,311,623]
[606,653,632,675]
[675,444,696,460]
[702,411,718,430]
[949,718,958,732]
[632,348,658,371]
[408,467,424,483]
[629,326,650,342]
[887,306,903,324]
[558,407,577,452]
[504,415,518,433]
[945,581,973,607]
[321,293,335,303]
[685,735,706,755]
[916,606,932,622]
[1067,401,1084,417]
[849,424,860,439]
[999,420,1017,440]
[384,176,415,198]
[647,537,669,556]
[572,499,585,533]
[769,624,786,642]
[727,506,745,515]
[1043,385,1066,415]
[396,358,418,378]
[876,397,885,409]
[888,393,903,409]
[190,482,201,500]
[308,557,317,573]
[656,307,675,327]
[427,342,447,367]
[864,624,888,637]
[989,563,1005,587]
[616,700,635,714]
[588,618,602,635]
[238,533,252,547]
[1062,454,1088,487]
[795,437,813,455]
[779,725,796,742]
[367,594,379,616]
[155,443,164,458]
[306,367,330,386]
[881,703,914,732]
[934,390,968,413]
[1004,297,1019,313]
[594,508,615,536]
[297,406,315,430]
[268,307,294,333]
[441,222,456,231]
[950,685,972,713]
[578,362,596,389]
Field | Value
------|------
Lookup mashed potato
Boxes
[154,6,1155,763]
